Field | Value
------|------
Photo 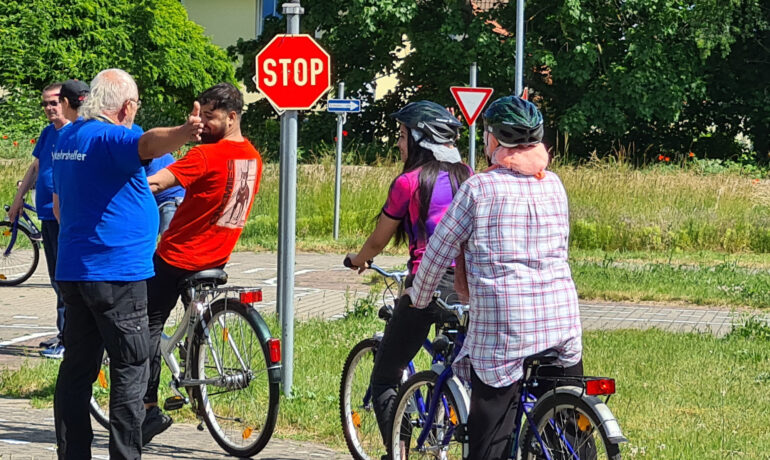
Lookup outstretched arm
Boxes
[346,214,401,273]
[147,168,180,194]
[138,102,203,160]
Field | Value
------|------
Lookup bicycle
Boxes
[339,259,467,460]
[89,268,282,457]
[390,295,627,460]
[1,194,41,286]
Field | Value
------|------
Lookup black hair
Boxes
[391,129,471,246]
[198,82,244,116]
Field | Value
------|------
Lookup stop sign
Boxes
[254,34,331,111]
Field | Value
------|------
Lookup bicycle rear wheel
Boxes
[522,391,621,460]
[390,370,465,460]
[0,221,39,286]
[89,351,110,429]
[191,299,279,457]
[340,337,385,460]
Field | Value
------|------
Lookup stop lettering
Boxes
[254,34,331,111]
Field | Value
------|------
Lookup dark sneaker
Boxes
[39,344,64,359]
[39,337,59,348]
[142,406,173,446]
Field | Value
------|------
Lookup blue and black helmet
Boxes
[483,96,544,147]
[390,100,462,144]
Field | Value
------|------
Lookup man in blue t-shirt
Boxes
[8,79,89,359]
[50,68,203,460]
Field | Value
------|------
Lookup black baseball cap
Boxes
[59,79,90,105]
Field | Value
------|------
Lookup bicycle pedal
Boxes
[196,422,205,431]
[163,396,186,411]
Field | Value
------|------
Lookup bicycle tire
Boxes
[0,221,40,286]
[191,298,279,457]
[390,370,466,460]
[89,351,111,429]
[521,390,621,460]
[340,337,386,460]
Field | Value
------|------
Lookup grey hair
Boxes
[79,68,139,120]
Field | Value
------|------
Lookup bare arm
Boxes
[8,159,39,221]
[52,193,60,222]
[346,214,401,273]
[138,101,203,160]
[147,168,180,193]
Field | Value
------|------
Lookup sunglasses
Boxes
[41,100,60,108]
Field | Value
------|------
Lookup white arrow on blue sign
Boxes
[327,99,361,113]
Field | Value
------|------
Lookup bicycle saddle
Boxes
[180,268,228,289]
[522,348,560,370]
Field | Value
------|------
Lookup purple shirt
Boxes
[382,168,458,274]
[410,169,582,388]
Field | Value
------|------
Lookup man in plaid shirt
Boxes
[408,96,583,459]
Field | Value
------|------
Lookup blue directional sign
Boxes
[327,98,361,113]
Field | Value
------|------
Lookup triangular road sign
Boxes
[450,86,494,126]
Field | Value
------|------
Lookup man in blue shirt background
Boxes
[7,79,89,359]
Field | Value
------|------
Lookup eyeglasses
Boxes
[40,100,59,108]
[129,99,142,109]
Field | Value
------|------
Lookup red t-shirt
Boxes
[157,138,263,270]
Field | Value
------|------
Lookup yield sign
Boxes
[450,86,494,126]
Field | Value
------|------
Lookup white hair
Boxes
[79,68,139,120]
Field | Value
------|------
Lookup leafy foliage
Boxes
[0,0,235,137]
[230,0,767,163]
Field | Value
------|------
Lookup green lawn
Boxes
[2,313,769,459]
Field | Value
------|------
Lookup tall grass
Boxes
[3,156,770,254]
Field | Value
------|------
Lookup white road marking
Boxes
[0,331,56,348]
[12,315,38,320]
[0,439,30,445]
[263,269,316,286]
[242,267,268,274]
[0,325,58,330]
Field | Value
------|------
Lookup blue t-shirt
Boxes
[32,122,73,220]
[51,119,158,282]
[145,154,185,205]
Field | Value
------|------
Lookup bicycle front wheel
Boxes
[89,351,111,429]
[191,299,279,457]
[522,390,621,460]
[340,337,385,460]
[0,221,39,286]
[390,370,465,460]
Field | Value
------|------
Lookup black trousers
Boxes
[144,254,224,405]
[40,219,65,341]
[55,281,150,460]
[466,359,584,460]
[370,269,456,453]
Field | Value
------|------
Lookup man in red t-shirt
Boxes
[141,83,263,444]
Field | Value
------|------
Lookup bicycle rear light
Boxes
[585,378,616,396]
[240,289,263,304]
[267,338,281,363]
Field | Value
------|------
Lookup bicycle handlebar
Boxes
[343,256,409,281]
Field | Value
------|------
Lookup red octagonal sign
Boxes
[254,34,331,111]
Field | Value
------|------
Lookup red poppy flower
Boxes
[30,139,36,144]
[688,152,695,158]
[664,157,671,162]
[342,130,348,137]
[2,135,7,139]
[753,178,760,184]
[13,141,18,147]
[658,155,664,161]
[334,136,338,142]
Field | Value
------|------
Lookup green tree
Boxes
[0,0,235,137]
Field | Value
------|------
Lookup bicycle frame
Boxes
[159,283,268,402]
[3,202,40,257]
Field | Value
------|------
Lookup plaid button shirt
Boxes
[410,168,582,388]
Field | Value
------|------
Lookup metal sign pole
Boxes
[469,62,477,170]
[278,0,303,397]
[333,82,345,240]
[515,0,525,96]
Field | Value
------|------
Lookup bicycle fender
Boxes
[247,308,283,384]
[430,363,470,424]
[542,386,627,445]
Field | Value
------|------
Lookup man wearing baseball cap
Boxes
[7,79,89,359]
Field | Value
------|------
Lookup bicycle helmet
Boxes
[390,100,462,144]
[483,96,544,147]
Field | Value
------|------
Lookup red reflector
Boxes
[240,290,263,304]
[267,338,281,363]
[586,379,615,396]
